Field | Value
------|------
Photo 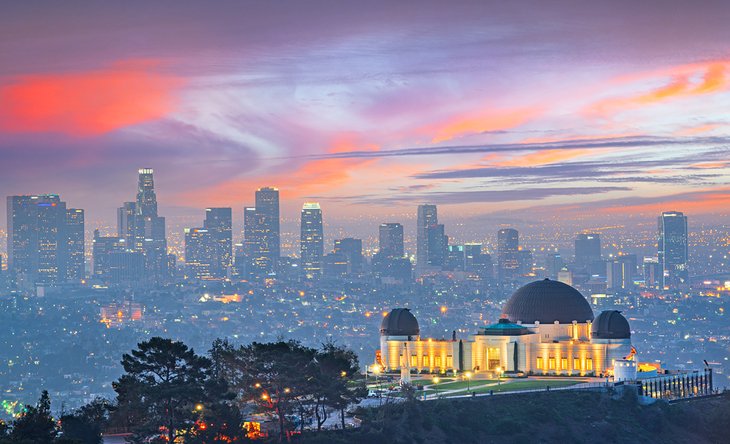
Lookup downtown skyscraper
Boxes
[497,228,519,282]
[416,204,439,274]
[6,194,84,292]
[300,202,324,279]
[184,208,232,280]
[242,187,280,279]
[658,211,689,290]
[116,169,167,284]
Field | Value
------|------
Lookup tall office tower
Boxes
[92,230,144,285]
[184,228,212,280]
[446,245,466,271]
[300,203,323,279]
[65,208,85,282]
[545,252,564,279]
[606,256,635,290]
[379,223,404,258]
[426,224,448,267]
[497,228,519,281]
[463,243,492,279]
[254,187,280,272]
[333,238,363,274]
[416,204,438,270]
[204,208,232,278]
[518,249,534,276]
[658,211,689,289]
[126,169,168,283]
[6,195,81,290]
[574,233,601,272]
[117,202,137,247]
[642,257,661,289]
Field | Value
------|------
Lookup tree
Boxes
[234,341,318,442]
[7,390,57,444]
[315,342,367,430]
[111,337,211,443]
[59,398,111,444]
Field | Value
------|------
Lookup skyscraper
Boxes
[65,208,85,282]
[497,228,519,281]
[117,169,168,284]
[379,223,404,258]
[333,238,363,274]
[255,187,280,272]
[7,194,83,290]
[426,224,448,267]
[184,227,213,280]
[575,233,601,272]
[658,211,688,289]
[416,204,438,271]
[204,207,232,278]
[92,230,144,285]
[300,202,323,279]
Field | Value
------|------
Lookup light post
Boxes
[432,376,440,398]
[465,371,472,392]
[372,364,382,405]
[496,367,502,386]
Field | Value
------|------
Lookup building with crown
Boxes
[378,279,633,377]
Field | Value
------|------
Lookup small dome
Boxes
[502,279,594,324]
[380,308,419,336]
[591,310,631,339]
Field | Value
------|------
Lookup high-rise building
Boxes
[117,169,168,284]
[204,207,232,278]
[463,243,492,280]
[65,208,85,282]
[184,228,213,280]
[446,245,465,271]
[642,257,661,289]
[426,224,448,267]
[6,194,83,290]
[92,230,144,285]
[658,211,688,289]
[300,202,323,279]
[575,233,601,272]
[379,223,404,258]
[518,249,534,277]
[255,187,280,271]
[416,204,438,271]
[607,256,635,290]
[333,238,363,274]
[497,228,519,281]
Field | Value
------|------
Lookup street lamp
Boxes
[465,371,472,391]
[195,403,204,412]
[432,376,440,398]
[496,367,502,385]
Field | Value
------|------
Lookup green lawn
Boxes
[471,379,581,394]
[432,379,497,391]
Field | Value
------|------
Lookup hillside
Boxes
[296,391,730,444]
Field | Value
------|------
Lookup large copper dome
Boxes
[502,279,594,324]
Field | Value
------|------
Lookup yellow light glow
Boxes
[195,404,204,411]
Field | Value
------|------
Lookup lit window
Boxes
[435,356,442,367]
[586,358,593,371]
[411,355,418,367]
[423,355,430,367]
[446,356,453,368]
[573,358,581,370]
[536,357,544,369]
[548,358,556,370]
[561,358,568,370]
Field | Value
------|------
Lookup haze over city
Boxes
[1,2,729,443]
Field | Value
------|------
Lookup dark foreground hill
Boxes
[296,391,730,444]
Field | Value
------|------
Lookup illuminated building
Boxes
[606,255,636,290]
[416,204,438,274]
[92,230,144,286]
[658,211,688,290]
[575,233,602,274]
[300,203,323,279]
[642,256,661,289]
[379,223,404,258]
[184,228,213,280]
[497,228,519,281]
[243,188,280,279]
[379,279,633,377]
[6,194,84,291]
[426,224,448,268]
[333,237,363,275]
[204,208,232,278]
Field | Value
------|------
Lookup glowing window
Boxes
[573,358,581,370]
[423,355,430,367]
[411,355,418,367]
[586,358,593,371]
[561,358,568,370]
[548,358,556,370]
[536,357,544,369]
[446,356,453,368]
[434,356,442,367]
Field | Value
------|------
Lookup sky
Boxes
[1,0,730,232]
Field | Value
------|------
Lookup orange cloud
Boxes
[600,188,730,215]
[427,107,541,143]
[674,123,721,136]
[490,148,610,167]
[0,60,183,135]
[586,61,729,117]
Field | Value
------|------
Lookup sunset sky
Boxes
[2,0,730,229]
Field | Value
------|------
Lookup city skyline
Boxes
[1,1,730,228]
